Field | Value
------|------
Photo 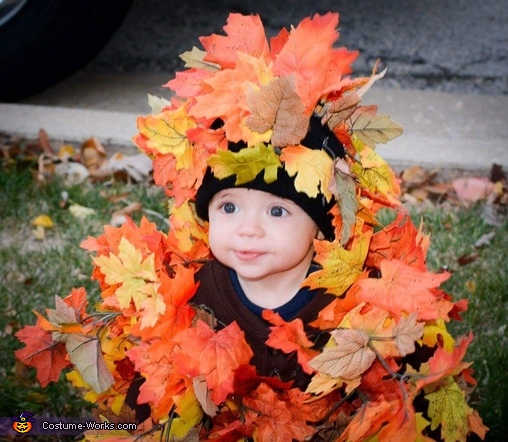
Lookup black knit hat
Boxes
[195,116,345,241]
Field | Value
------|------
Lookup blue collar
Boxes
[227,265,319,321]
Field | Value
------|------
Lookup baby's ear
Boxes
[316,230,325,240]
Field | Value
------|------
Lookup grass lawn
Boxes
[1,159,506,441]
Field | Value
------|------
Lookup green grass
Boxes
[0,166,167,437]
[1,165,506,441]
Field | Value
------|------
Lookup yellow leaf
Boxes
[422,319,455,352]
[136,104,196,169]
[425,381,470,442]
[351,137,400,203]
[170,386,204,438]
[69,204,96,219]
[280,144,334,200]
[32,214,54,228]
[169,200,209,253]
[93,237,160,312]
[303,230,372,296]
[207,143,281,185]
[245,75,309,146]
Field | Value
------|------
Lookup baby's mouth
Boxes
[234,250,266,261]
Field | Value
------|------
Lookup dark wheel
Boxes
[0,0,133,101]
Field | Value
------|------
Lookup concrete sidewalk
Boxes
[1,73,507,171]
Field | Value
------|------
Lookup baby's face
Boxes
[208,188,318,283]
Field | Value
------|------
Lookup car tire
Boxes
[0,0,133,102]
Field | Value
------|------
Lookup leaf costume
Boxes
[15,11,487,441]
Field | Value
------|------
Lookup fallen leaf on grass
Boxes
[69,204,96,219]
[453,177,494,203]
[81,137,108,171]
[474,231,496,248]
[32,215,54,240]
[93,153,153,182]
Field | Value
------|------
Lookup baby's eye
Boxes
[269,206,288,217]
[220,202,238,214]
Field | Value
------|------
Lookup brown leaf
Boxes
[401,166,435,190]
[391,313,424,357]
[309,329,375,380]
[38,129,55,155]
[193,375,219,417]
[81,137,107,171]
[246,75,309,146]
[322,92,361,130]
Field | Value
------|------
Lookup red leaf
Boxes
[173,321,254,404]
[15,324,70,387]
[262,310,319,374]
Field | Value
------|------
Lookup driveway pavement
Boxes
[0,0,507,172]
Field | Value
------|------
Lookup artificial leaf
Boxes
[207,143,281,185]
[416,334,474,390]
[200,13,270,68]
[425,381,469,442]
[165,68,215,98]
[328,157,358,244]
[243,383,315,442]
[66,334,115,394]
[280,144,333,200]
[422,319,455,352]
[15,324,70,387]
[304,231,372,296]
[365,213,428,271]
[135,104,196,169]
[273,12,359,111]
[322,92,361,130]
[180,46,220,70]
[193,375,219,417]
[358,259,450,320]
[392,313,424,357]
[310,329,376,380]
[93,237,160,312]
[351,106,403,147]
[245,75,309,146]
[170,386,204,438]
[262,310,319,374]
[173,320,254,404]
[350,139,400,204]
[189,52,274,144]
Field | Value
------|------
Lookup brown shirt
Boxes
[192,260,335,388]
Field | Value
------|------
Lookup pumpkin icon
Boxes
[12,411,34,434]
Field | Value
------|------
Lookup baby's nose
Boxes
[237,215,264,237]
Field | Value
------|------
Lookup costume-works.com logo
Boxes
[11,411,34,433]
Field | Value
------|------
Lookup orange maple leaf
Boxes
[416,333,474,390]
[262,310,319,375]
[365,213,429,270]
[200,13,270,68]
[173,320,254,404]
[273,12,359,111]
[358,259,450,320]
[243,383,315,442]
[15,323,70,387]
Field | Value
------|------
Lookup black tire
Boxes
[0,0,133,102]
